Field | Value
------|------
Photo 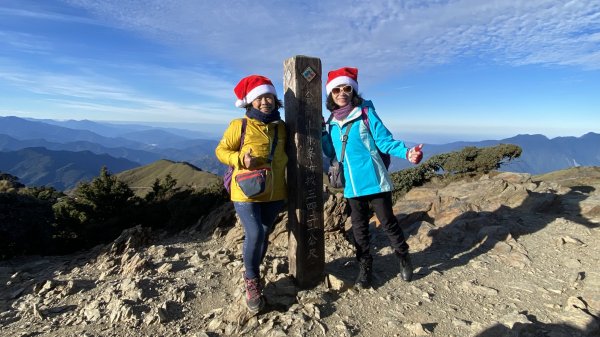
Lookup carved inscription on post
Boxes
[283,55,324,288]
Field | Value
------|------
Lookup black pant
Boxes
[347,192,409,262]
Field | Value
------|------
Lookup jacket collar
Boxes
[330,106,361,128]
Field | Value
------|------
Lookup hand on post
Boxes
[407,144,424,164]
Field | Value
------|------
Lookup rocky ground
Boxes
[1,167,600,337]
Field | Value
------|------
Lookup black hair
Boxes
[326,91,364,111]
[244,96,284,112]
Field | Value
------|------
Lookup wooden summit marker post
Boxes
[283,55,324,288]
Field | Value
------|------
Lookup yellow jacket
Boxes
[215,117,288,202]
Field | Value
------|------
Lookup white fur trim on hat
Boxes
[235,84,277,108]
[326,76,359,95]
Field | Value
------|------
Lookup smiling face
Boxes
[251,93,276,114]
[332,85,353,107]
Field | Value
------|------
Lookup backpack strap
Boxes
[326,114,334,133]
[239,118,278,164]
[266,122,279,163]
[239,118,248,149]
[223,118,248,194]
[339,120,354,162]
[327,113,355,163]
[361,106,371,133]
[234,118,248,168]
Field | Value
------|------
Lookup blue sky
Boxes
[1,0,599,143]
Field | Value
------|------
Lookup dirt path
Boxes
[1,169,599,336]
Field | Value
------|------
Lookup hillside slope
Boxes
[116,159,221,196]
[0,167,598,336]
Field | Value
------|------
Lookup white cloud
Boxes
[0,60,237,123]
[63,0,600,79]
[121,64,235,100]
[0,5,103,25]
[0,31,54,55]
[2,0,598,134]
[50,99,231,123]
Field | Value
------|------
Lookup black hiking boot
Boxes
[396,252,413,282]
[243,274,264,313]
[355,259,373,289]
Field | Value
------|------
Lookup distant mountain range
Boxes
[0,134,163,164]
[0,116,222,190]
[1,116,598,190]
[0,147,139,191]
[389,132,600,174]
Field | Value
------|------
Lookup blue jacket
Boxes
[322,100,410,198]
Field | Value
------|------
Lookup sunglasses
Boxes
[332,85,353,95]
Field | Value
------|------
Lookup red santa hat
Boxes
[234,75,277,108]
[326,67,359,95]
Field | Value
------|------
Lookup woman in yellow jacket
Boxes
[215,75,287,313]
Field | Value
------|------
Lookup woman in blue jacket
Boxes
[322,67,423,288]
